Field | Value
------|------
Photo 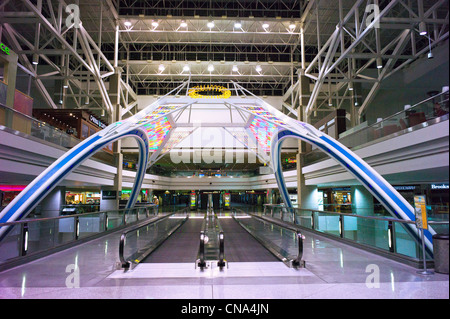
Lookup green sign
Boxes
[0,43,11,55]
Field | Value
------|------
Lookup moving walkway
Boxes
[118,205,305,270]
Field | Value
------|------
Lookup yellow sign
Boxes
[188,85,231,99]
[414,195,428,230]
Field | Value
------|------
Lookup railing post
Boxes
[122,210,127,225]
[339,214,344,238]
[388,221,396,253]
[104,213,109,232]
[198,231,206,269]
[311,211,315,230]
[292,232,305,268]
[20,223,29,256]
[75,216,80,240]
[218,231,225,268]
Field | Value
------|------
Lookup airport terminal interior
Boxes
[0,0,449,302]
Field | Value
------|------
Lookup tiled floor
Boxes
[0,223,448,299]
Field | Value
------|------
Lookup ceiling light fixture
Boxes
[158,64,165,72]
[234,21,242,29]
[232,65,239,72]
[180,20,188,28]
[124,20,132,27]
[207,64,215,72]
[207,20,215,29]
[262,22,269,29]
[376,57,383,69]
[32,54,39,65]
[183,65,190,72]
[419,21,427,36]
[151,20,159,28]
[255,65,262,72]
[289,22,296,31]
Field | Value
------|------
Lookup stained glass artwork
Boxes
[248,117,278,153]
[161,129,193,153]
[142,116,172,150]
[227,128,258,150]
[240,106,286,126]
[137,105,182,125]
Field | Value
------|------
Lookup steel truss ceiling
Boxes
[0,0,448,123]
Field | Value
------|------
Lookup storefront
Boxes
[65,190,101,205]
[0,185,26,208]
[318,187,352,213]
[121,189,150,203]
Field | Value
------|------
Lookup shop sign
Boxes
[0,43,11,55]
[89,114,106,129]
[394,185,416,191]
[102,190,117,200]
[431,184,449,190]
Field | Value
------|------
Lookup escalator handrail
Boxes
[119,207,188,268]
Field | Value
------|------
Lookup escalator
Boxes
[118,207,304,270]
[141,217,204,263]
[218,217,278,262]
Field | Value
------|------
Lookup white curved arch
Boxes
[271,128,435,256]
[0,127,150,239]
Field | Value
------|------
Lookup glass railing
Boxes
[259,205,449,262]
[0,204,158,268]
[119,209,189,268]
[0,103,113,164]
[232,208,304,267]
[304,90,449,166]
[0,102,80,149]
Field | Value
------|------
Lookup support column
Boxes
[40,186,66,218]
[109,68,123,210]
[351,185,375,216]
[100,187,120,212]
[296,70,313,209]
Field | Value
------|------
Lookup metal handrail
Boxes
[215,211,225,268]
[340,90,449,138]
[268,206,449,225]
[118,208,188,268]
[197,213,208,269]
[0,204,157,227]
[0,102,81,141]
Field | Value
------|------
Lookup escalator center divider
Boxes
[196,208,226,269]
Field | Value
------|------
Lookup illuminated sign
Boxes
[431,184,449,190]
[89,114,106,129]
[394,185,416,191]
[0,43,10,55]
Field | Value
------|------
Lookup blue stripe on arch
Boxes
[276,130,433,254]
[0,136,102,224]
[319,135,414,221]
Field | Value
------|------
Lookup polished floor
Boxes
[0,217,448,299]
